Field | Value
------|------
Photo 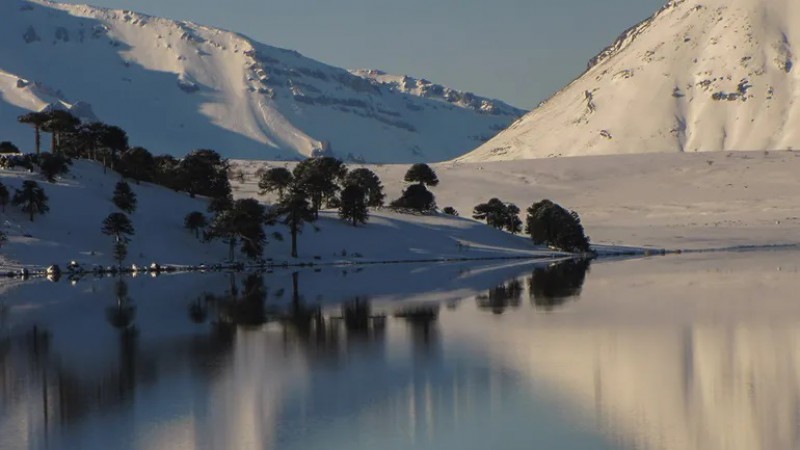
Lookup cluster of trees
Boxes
[472,198,522,234]
[525,200,591,253]
[390,163,439,213]
[3,109,593,260]
[470,196,590,253]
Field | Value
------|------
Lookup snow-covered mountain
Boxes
[460,0,800,161]
[0,0,523,163]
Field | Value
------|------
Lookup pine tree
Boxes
[404,163,439,187]
[12,180,49,222]
[38,153,70,183]
[273,189,316,257]
[390,184,436,213]
[292,157,347,218]
[113,241,129,266]
[113,181,137,214]
[184,211,208,239]
[41,110,80,154]
[207,199,268,261]
[118,147,155,184]
[17,112,48,155]
[344,168,385,207]
[339,185,369,226]
[525,200,591,253]
[101,212,135,243]
[257,167,294,200]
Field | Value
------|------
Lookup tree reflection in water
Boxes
[529,259,591,311]
[474,259,591,314]
[476,279,523,314]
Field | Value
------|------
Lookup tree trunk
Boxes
[34,125,41,156]
[228,237,236,262]
[51,133,56,154]
[291,226,298,258]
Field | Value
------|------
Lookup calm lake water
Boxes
[2,251,800,450]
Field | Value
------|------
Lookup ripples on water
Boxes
[1,252,800,450]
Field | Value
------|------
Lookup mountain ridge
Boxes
[460,0,800,162]
[0,0,523,163]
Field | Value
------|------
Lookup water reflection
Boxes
[475,259,591,314]
[529,259,590,311]
[5,254,799,450]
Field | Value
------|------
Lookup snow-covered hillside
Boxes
[0,161,556,270]
[0,0,523,163]
[461,0,800,161]
[235,149,800,252]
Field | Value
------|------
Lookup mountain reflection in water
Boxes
[2,253,799,450]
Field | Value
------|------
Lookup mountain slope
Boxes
[460,0,800,161]
[0,0,523,163]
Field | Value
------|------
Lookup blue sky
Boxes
[61,0,666,109]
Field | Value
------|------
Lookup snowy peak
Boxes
[351,69,524,117]
[461,0,800,161]
[0,0,522,163]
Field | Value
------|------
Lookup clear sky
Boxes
[60,0,666,109]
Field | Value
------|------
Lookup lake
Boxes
[1,251,799,450]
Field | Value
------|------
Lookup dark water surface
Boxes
[1,252,798,450]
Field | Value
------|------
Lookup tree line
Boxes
[0,109,593,263]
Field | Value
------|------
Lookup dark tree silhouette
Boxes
[442,206,459,216]
[339,184,369,226]
[0,181,9,212]
[12,180,49,222]
[292,157,347,217]
[113,241,128,265]
[273,189,316,257]
[0,141,20,154]
[184,211,207,239]
[113,181,137,214]
[529,259,591,311]
[207,198,268,261]
[102,212,134,243]
[95,124,128,172]
[257,167,294,200]
[177,149,230,198]
[41,110,80,154]
[106,279,136,331]
[153,154,180,189]
[118,147,155,184]
[526,200,591,252]
[472,198,521,234]
[404,163,439,187]
[344,168,385,207]
[390,184,436,213]
[38,153,71,182]
[17,111,49,155]
[476,279,523,315]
